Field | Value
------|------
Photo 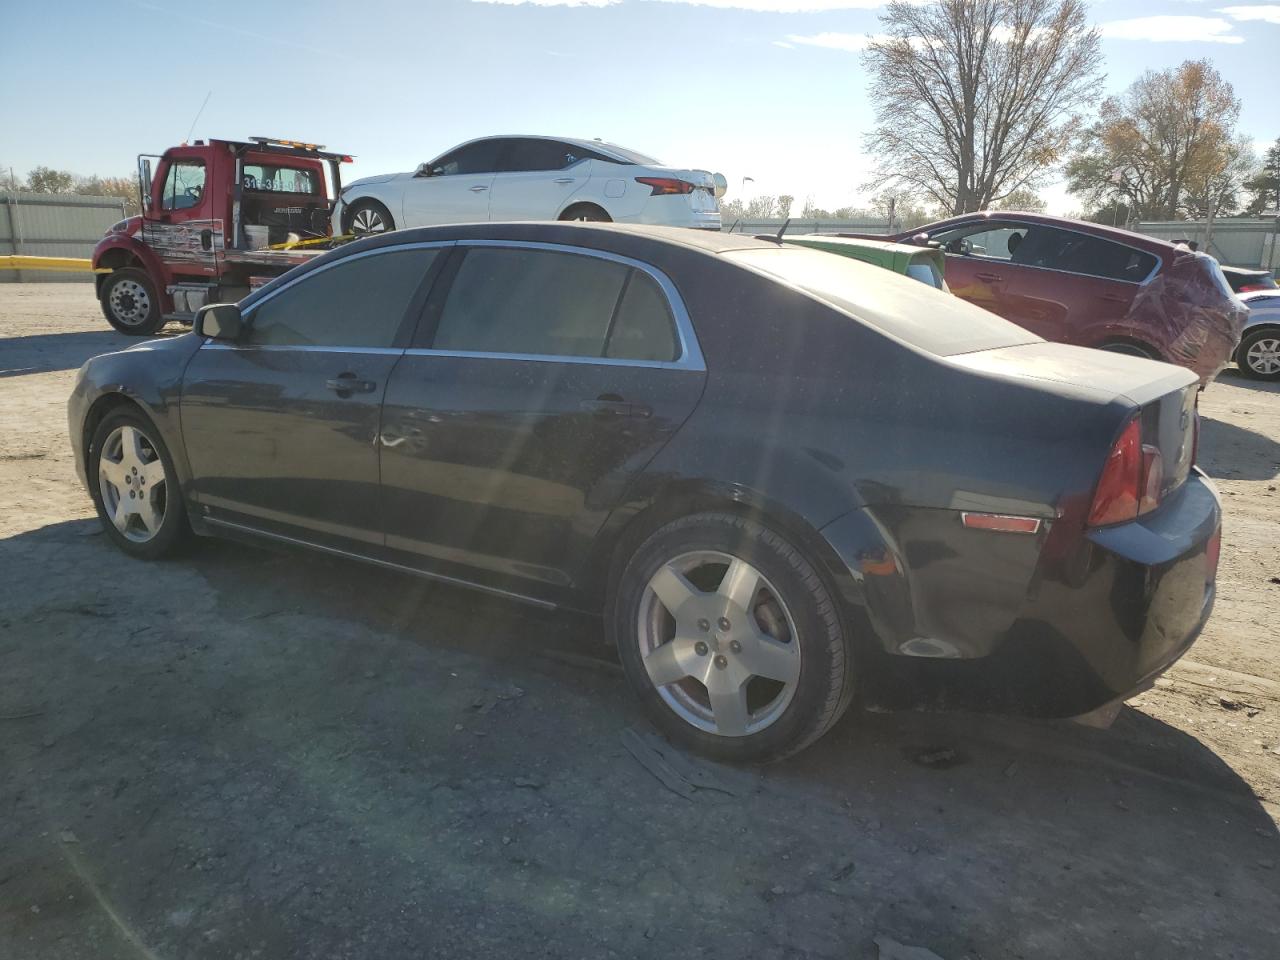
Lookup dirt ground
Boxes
[2,283,1278,960]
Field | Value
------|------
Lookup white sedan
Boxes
[333,136,726,234]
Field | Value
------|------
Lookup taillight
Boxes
[1088,419,1142,526]
[636,177,694,196]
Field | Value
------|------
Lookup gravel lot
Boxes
[2,283,1278,959]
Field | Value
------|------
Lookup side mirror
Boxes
[196,303,243,341]
[413,162,433,178]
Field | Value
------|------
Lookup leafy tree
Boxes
[25,166,76,194]
[76,175,141,215]
[1066,60,1241,220]
[991,188,1047,213]
[1183,137,1255,222]
[1243,137,1280,215]
[863,0,1102,214]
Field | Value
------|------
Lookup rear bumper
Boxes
[825,471,1221,718]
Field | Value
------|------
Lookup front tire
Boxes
[88,409,189,559]
[99,268,164,336]
[1238,329,1280,381]
[344,199,395,237]
[610,512,855,763]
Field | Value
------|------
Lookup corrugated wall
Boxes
[1134,219,1280,273]
[0,192,128,282]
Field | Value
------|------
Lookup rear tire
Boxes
[1237,329,1280,381]
[559,203,612,223]
[344,199,395,237]
[99,268,164,336]
[610,512,855,763]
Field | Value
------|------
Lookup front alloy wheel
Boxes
[1241,332,1280,380]
[98,424,168,543]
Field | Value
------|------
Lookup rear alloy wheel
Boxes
[89,410,189,559]
[99,268,164,336]
[345,200,395,237]
[1238,330,1280,381]
[560,204,612,223]
[612,513,854,762]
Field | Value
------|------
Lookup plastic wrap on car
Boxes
[1127,252,1245,384]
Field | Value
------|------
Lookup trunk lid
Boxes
[951,341,1199,504]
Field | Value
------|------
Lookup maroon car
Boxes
[859,213,1246,385]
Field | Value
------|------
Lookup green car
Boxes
[780,234,949,291]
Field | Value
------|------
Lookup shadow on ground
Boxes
[1200,411,1280,481]
[2,519,1278,959]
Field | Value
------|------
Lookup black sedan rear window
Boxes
[725,247,1040,357]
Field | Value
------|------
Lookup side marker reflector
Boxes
[961,512,1042,534]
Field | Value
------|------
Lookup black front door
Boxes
[378,244,706,600]
[180,244,445,551]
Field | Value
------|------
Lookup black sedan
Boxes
[68,223,1221,761]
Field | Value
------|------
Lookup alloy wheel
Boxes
[1246,337,1280,376]
[351,208,388,235]
[637,551,801,737]
[98,425,168,543]
[108,280,152,328]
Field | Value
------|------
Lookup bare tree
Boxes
[863,0,1102,215]
[1066,60,1242,221]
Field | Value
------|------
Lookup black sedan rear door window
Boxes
[246,247,439,348]
[433,247,629,358]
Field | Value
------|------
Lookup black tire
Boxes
[1236,328,1280,381]
[559,203,612,223]
[99,268,164,336]
[344,199,395,237]
[610,512,855,763]
[1098,340,1157,360]
[87,408,190,560]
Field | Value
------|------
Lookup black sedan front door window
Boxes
[180,245,442,551]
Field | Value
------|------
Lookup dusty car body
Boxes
[858,212,1246,386]
[69,223,1221,760]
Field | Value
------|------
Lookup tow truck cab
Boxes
[92,137,352,335]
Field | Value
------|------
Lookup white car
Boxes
[333,136,726,235]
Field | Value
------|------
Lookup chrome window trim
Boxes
[417,239,706,372]
[199,241,456,353]
[932,220,1164,286]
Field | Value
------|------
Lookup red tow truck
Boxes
[92,137,352,335]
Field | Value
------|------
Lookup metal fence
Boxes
[0,191,127,282]
[726,216,1280,275]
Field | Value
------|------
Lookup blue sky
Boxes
[1,0,1275,213]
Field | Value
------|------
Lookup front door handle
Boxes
[325,374,377,395]
[469,184,489,193]
[975,272,1003,282]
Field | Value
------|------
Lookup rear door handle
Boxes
[469,185,488,193]
[975,272,1003,282]
[1099,293,1128,303]
[553,177,575,184]
[326,374,377,395]
[579,394,651,418]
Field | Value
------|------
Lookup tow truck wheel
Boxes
[100,268,164,336]
[345,200,394,237]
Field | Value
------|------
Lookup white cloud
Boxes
[772,39,795,47]
[784,31,886,51]
[1219,4,1280,23]
[1098,15,1245,42]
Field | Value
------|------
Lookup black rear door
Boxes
[378,243,706,602]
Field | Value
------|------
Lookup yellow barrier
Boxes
[0,255,108,273]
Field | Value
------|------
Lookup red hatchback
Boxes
[866,213,1245,385]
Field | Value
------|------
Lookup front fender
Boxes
[69,335,204,502]
[92,234,172,311]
